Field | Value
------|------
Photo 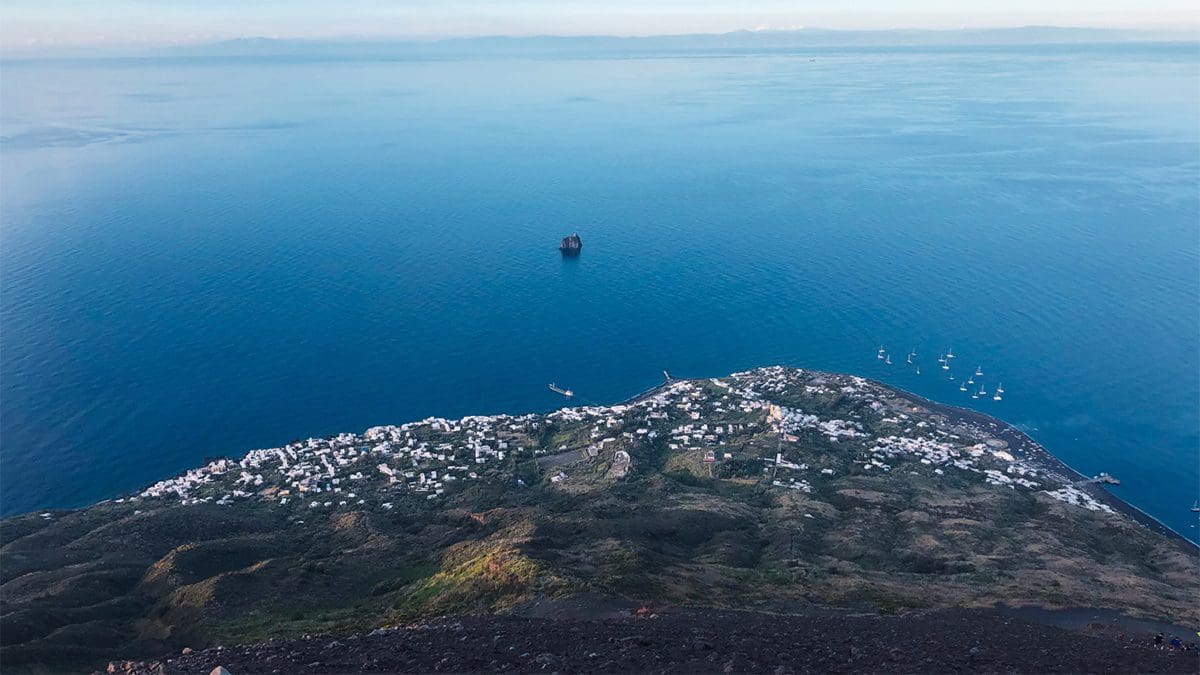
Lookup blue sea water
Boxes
[2,44,1198,541]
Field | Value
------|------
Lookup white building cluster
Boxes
[131,366,1114,520]
[137,412,539,507]
[1042,486,1116,513]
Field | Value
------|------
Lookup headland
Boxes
[2,366,1196,673]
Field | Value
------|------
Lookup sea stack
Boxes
[559,233,582,256]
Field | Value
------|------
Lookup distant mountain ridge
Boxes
[6,26,1198,59]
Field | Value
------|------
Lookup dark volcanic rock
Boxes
[10,367,1196,673]
[113,608,1199,674]
[559,233,581,255]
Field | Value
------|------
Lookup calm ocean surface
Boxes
[2,44,1198,540]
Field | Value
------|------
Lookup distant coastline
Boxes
[4,26,1198,60]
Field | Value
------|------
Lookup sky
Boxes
[1,0,1198,48]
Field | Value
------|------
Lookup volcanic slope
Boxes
[2,367,1196,672]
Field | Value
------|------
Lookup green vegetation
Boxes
[2,368,1196,673]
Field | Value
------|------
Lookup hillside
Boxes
[108,607,1200,674]
[2,367,1196,672]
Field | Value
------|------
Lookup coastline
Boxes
[6,365,1197,673]
[869,376,1199,550]
[10,367,1198,552]
[606,368,1197,550]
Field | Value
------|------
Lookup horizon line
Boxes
[211,23,1200,41]
[4,23,1198,56]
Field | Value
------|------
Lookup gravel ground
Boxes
[104,607,1200,674]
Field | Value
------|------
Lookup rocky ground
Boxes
[107,607,1199,674]
[11,369,1197,673]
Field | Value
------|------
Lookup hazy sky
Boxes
[2,0,1197,48]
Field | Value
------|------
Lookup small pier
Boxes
[1075,472,1121,487]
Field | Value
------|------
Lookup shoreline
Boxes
[607,368,1198,550]
[8,367,1198,551]
[568,367,1190,547]
[869,376,1199,550]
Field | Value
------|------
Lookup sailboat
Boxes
[946,348,955,359]
[967,375,975,385]
[915,366,921,375]
[877,346,886,360]
[996,383,1005,394]
[885,354,892,365]
[1191,499,1199,513]
[978,384,987,396]
[959,381,968,392]
[993,391,1003,401]
[942,361,950,370]
[975,365,984,377]
[906,349,914,364]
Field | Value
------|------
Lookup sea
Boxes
[2,42,1197,541]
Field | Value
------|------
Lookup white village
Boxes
[129,367,1118,519]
